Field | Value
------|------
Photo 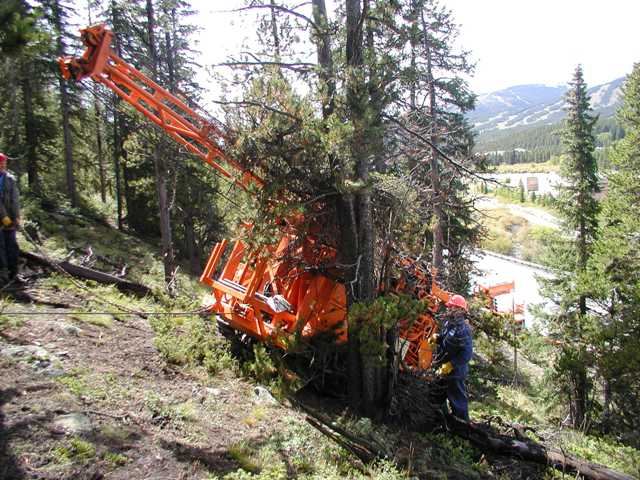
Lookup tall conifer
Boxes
[543,65,600,429]
[586,63,640,442]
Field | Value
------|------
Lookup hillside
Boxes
[1,198,639,480]
[470,78,625,134]
[470,78,626,166]
[0,201,409,480]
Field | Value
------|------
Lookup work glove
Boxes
[437,361,453,376]
[1,216,11,227]
[427,333,439,349]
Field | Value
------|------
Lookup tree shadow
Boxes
[159,438,240,476]
[0,388,25,480]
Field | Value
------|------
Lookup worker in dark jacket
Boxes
[429,294,473,421]
[0,153,20,284]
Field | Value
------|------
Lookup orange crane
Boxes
[60,24,454,370]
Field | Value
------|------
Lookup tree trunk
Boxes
[446,416,634,480]
[345,0,365,413]
[601,377,611,432]
[564,350,588,430]
[146,0,176,290]
[338,193,362,410]
[302,402,635,480]
[571,365,588,429]
[5,63,22,180]
[365,6,385,173]
[315,0,355,406]
[111,2,125,229]
[60,79,76,206]
[52,0,77,207]
[183,214,199,273]
[345,0,382,417]
[94,97,107,203]
[420,5,445,272]
[22,250,152,298]
[20,62,39,193]
[311,0,335,118]
[112,96,124,230]
[87,0,106,203]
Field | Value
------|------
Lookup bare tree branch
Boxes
[215,61,315,73]
[211,99,302,122]
[384,114,491,181]
[229,3,320,33]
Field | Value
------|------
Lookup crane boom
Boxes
[59,24,263,191]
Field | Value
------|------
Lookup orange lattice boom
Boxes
[59,24,262,192]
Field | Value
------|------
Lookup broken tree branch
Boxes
[215,61,315,73]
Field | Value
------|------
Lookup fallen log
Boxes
[447,415,634,480]
[20,251,152,298]
[298,398,633,480]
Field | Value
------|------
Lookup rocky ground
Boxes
[0,280,309,480]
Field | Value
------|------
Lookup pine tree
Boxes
[0,0,36,54]
[0,0,59,194]
[215,0,484,415]
[586,63,640,444]
[393,0,480,290]
[47,0,78,207]
[409,0,475,273]
[542,65,600,429]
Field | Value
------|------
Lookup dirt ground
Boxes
[0,282,305,480]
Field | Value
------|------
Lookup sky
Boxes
[442,0,640,93]
[185,0,640,95]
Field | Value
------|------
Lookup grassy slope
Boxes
[1,196,638,479]
[469,326,640,478]
[491,160,560,174]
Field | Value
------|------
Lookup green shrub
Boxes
[518,327,553,367]
[52,438,96,464]
[561,432,640,478]
[242,344,278,385]
[104,451,128,468]
[520,226,558,265]
[151,314,238,376]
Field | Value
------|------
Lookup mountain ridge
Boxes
[470,77,625,134]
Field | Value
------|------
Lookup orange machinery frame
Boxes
[476,281,525,322]
[60,24,455,369]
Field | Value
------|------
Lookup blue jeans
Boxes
[446,366,469,421]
